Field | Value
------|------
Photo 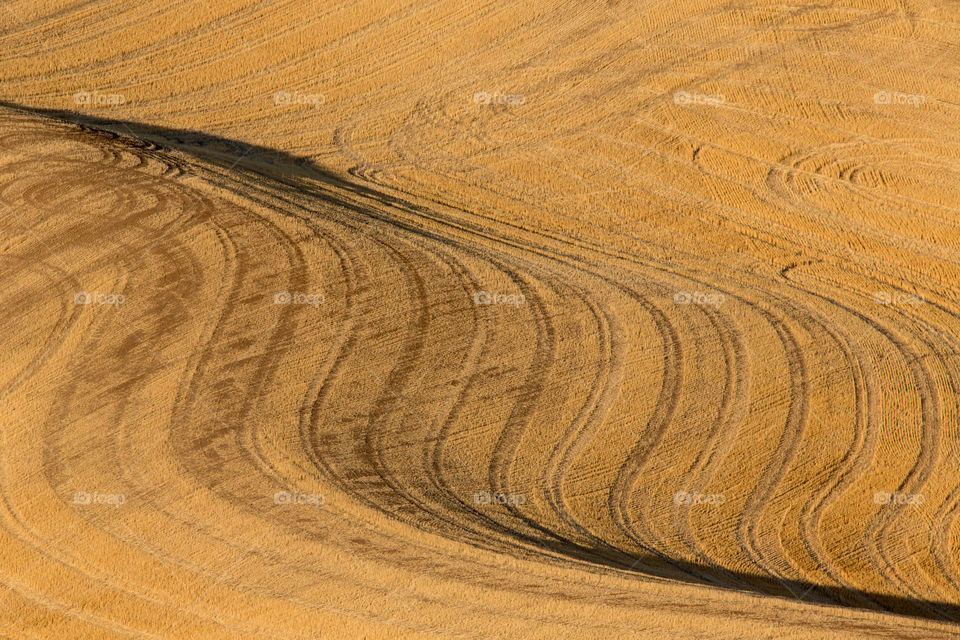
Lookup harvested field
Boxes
[1,0,960,638]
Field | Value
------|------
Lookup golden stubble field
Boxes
[1,0,960,637]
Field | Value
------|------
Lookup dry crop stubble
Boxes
[1,0,960,638]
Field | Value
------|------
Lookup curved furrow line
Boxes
[540,287,625,547]
[301,228,473,524]
[793,271,960,606]
[605,285,682,532]
[668,300,751,567]
[731,294,811,584]
[861,313,951,612]
[790,293,881,609]
[373,241,572,547]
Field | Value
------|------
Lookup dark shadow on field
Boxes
[0,100,497,250]
[3,99,959,627]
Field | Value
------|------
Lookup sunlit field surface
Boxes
[1,1,960,637]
